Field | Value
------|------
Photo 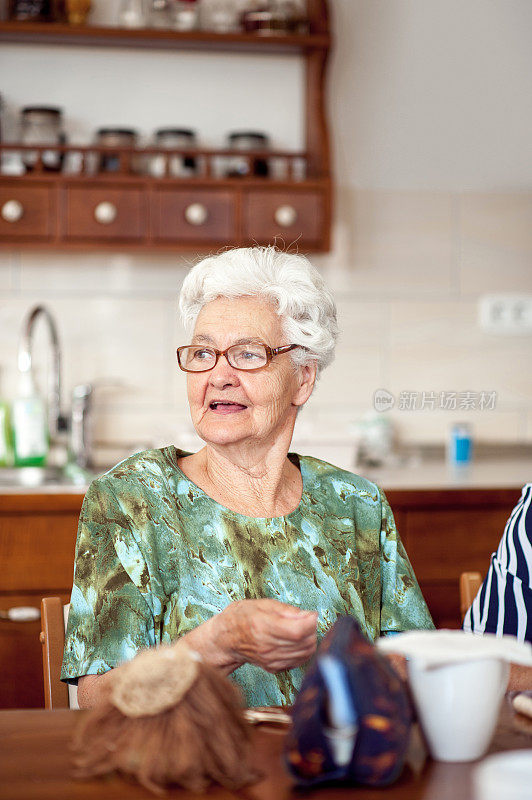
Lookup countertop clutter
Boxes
[290,439,532,492]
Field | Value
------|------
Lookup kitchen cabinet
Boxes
[0,493,81,709]
[387,488,519,629]
[0,1,332,253]
[0,485,520,709]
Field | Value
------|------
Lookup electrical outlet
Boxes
[478,294,532,334]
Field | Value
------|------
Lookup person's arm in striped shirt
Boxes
[463,483,532,691]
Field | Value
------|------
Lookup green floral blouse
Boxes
[61,446,433,706]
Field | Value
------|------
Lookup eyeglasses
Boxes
[176,342,302,373]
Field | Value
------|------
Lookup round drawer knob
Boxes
[274,204,298,228]
[184,203,208,226]
[94,201,117,225]
[1,199,24,223]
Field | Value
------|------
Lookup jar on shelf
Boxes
[148,128,198,177]
[65,0,92,25]
[240,0,308,34]
[20,106,65,172]
[173,0,199,31]
[270,0,308,33]
[148,0,172,28]
[203,0,238,33]
[226,131,270,177]
[118,0,147,28]
[240,7,275,35]
[95,128,138,173]
[9,1,52,21]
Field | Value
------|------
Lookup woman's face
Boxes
[185,295,315,450]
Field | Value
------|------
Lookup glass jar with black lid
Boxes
[9,1,51,21]
[149,128,198,177]
[95,128,138,173]
[20,106,65,172]
[226,131,270,177]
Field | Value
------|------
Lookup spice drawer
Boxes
[242,190,325,247]
[65,185,146,241]
[152,188,236,243]
[0,183,54,240]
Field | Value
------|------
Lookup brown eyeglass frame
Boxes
[176,343,302,373]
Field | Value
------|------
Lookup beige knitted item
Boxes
[111,643,199,718]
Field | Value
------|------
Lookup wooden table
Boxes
[0,700,531,800]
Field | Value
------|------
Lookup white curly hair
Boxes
[179,247,338,376]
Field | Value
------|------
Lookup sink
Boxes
[0,465,93,488]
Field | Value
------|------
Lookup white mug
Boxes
[407,657,509,762]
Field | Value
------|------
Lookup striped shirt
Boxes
[463,483,532,642]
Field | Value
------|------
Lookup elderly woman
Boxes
[61,247,433,708]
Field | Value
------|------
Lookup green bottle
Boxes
[0,399,12,467]
[12,371,48,467]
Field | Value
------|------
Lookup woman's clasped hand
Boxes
[219,599,319,673]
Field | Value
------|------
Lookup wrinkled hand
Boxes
[218,598,318,674]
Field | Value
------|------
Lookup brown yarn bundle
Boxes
[71,643,259,795]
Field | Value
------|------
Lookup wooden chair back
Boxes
[459,571,482,620]
[39,597,69,709]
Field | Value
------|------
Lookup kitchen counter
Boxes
[0,482,87,495]
[362,457,531,492]
[0,452,530,494]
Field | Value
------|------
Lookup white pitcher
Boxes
[377,630,532,763]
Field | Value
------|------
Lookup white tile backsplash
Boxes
[19,252,193,297]
[0,252,18,293]
[314,189,456,298]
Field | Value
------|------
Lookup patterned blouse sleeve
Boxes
[378,487,434,635]
[60,477,156,684]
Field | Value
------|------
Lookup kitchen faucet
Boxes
[17,304,93,468]
[18,305,65,439]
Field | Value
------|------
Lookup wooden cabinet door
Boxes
[152,188,236,243]
[65,185,145,241]
[0,591,71,709]
[0,183,53,241]
[387,489,519,630]
[404,507,510,629]
[0,495,81,709]
[243,190,324,246]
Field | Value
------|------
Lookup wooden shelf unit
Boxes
[0,1,333,253]
[0,20,330,53]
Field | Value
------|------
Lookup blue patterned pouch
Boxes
[285,616,413,788]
